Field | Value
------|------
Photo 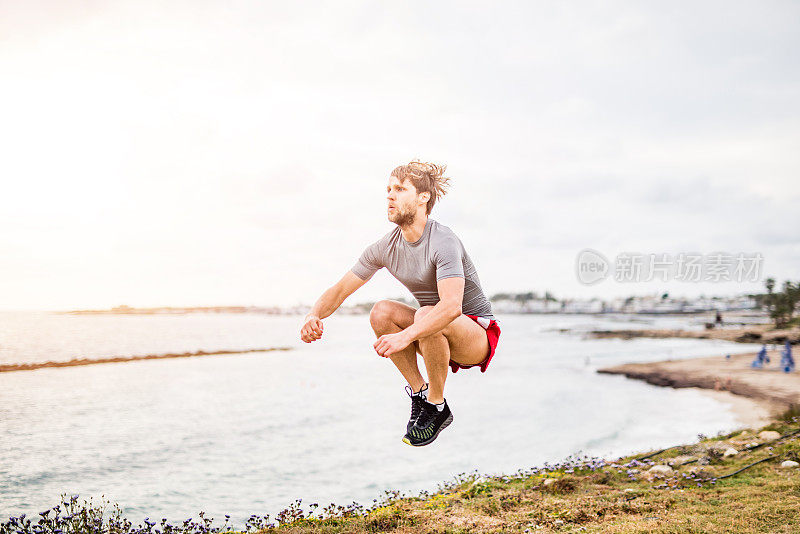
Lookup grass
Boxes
[265,409,800,533]
[4,411,799,534]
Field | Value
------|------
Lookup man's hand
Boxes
[300,314,324,343]
[374,331,412,358]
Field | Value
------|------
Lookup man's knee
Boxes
[369,300,397,329]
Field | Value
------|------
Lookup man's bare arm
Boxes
[306,271,368,320]
[372,276,463,357]
[401,276,464,342]
[301,271,368,343]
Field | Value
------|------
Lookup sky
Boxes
[1,0,798,311]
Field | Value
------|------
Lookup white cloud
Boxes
[0,0,798,309]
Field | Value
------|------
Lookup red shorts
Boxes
[448,314,501,373]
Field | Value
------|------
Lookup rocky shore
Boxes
[598,351,800,414]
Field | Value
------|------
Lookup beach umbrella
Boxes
[780,340,795,373]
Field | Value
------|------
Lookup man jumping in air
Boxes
[299,160,501,446]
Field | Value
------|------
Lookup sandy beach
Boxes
[599,351,799,425]
[693,388,780,429]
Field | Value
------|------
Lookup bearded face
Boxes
[386,177,425,227]
[388,199,416,226]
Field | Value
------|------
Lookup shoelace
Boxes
[413,399,439,430]
[405,385,424,422]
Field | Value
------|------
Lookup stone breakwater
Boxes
[0,347,292,373]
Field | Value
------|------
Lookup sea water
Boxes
[0,311,760,527]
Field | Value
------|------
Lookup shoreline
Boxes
[692,388,781,429]
[598,351,799,424]
[8,416,798,532]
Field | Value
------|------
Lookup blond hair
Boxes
[390,159,451,215]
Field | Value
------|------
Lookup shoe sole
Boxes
[402,412,453,447]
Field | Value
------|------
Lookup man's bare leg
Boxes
[413,305,452,404]
[413,306,491,404]
[369,300,426,392]
[417,331,450,404]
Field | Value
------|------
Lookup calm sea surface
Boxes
[0,311,759,527]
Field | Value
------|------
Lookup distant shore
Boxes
[598,351,799,423]
[57,304,768,318]
[60,305,308,315]
[57,304,375,316]
[589,324,800,344]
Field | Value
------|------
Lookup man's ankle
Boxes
[412,382,428,395]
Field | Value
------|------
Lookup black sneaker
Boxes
[402,399,453,446]
[404,384,428,433]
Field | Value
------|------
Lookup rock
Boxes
[649,465,673,474]
[723,448,739,457]
[686,465,716,476]
[704,442,730,453]
[780,460,799,469]
[543,478,556,486]
[643,465,673,481]
[668,455,697,466]
[758,431,781,441]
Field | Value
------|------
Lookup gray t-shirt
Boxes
[351,217,495,320]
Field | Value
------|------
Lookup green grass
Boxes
[261,411,800,533]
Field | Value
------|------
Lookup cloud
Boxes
[0,0,798,309]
